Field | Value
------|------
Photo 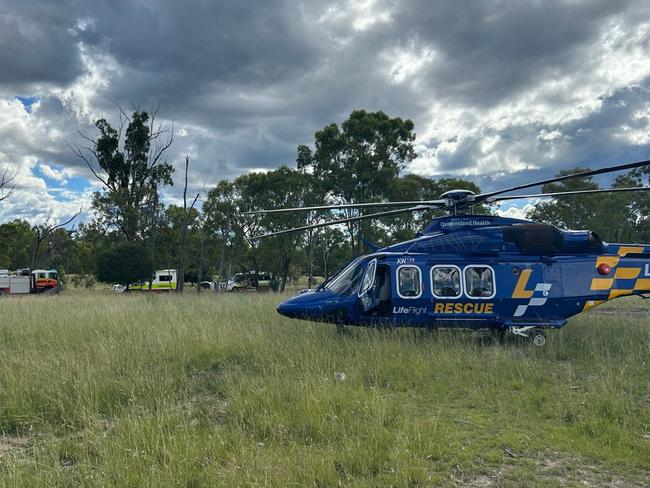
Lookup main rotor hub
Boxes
[439,189,476,201]
[439,189,476,209]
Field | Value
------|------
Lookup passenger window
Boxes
[397,266,421,298]
[464,266,495,298]
[432,266,461,298]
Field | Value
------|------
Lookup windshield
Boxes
[325,258,367,295]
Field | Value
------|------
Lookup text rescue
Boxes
[432,302,494,314]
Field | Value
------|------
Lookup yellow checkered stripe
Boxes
[587,247,649,307]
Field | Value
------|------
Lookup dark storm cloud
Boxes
[0,3,84,87]
[387,0,633,105]
[423,76,650,192]
[2,0,650,222]
[71,0,327,115]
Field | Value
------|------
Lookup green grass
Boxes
[0,290,648,486]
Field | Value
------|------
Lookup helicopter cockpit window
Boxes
[359,259,377,296]
[397,266,422,299]
[326,258,367,296]
[464,266,495,298]
[432,266,461,298]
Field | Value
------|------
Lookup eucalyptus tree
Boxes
[96,242,153,291]
[0,220,34,269]
[526,167,644,242]
[203,166,317,290]
[69,108,174,241]
[298,110,417,255]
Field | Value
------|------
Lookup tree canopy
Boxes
[4,108,650,289]
[527,167,650,242]
[95,242,153,288]
[71,109,174,240]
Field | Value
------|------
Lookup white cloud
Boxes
[38,162,76,183]
[0,92,94,225]
[52,42,120,122]
[2,0,650,226]
[408,12,650,180]
[496,200,539,220]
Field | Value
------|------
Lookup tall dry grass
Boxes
[0,290,648,486]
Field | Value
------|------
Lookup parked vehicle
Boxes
[0,269,61,296]
[226,271,272,292]
[129,269,177,292]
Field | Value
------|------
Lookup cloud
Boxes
[0,4,84,88]
[37,163,76,183]
[496,200,539,221]
[1,0,650,224]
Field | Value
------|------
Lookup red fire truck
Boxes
[0,269,61,296]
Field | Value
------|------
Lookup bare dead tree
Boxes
[196,216,207,294]
[177,155,199,293]
[146,190,161,291]
[0,166,16,203]
[31,207,83,270]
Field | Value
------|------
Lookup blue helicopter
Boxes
[250,160,650,346]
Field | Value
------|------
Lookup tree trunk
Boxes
[250,252,259,292]
[148,192,159,291]
[30,228,41,270]
[307,230,314,289]
[322,247,329,280]
[178,156,198,293]
[217,239,228,293]
[197,224,205,293]
[280,261,289,292]
[345,209,356,257]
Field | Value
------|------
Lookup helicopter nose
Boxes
[276,301,296,318]
[276,292,327,319]
[277,290,344,321]
[277,297,309,318]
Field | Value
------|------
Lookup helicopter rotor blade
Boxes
[476,159,650,202]
[487,186,650,203]
[251,205,432,240]
[245,200,447,214]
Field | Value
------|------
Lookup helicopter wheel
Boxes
[531,329,546,347]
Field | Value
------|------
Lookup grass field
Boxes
[0,290,649,487]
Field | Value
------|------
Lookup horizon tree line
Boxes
[1,109,650,289]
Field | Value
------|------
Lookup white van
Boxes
[129,269,177,291]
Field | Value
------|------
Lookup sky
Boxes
[1,0,650,225]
